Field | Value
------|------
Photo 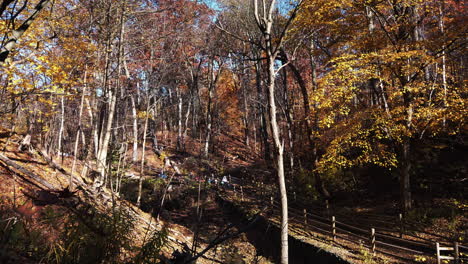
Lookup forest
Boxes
[0,0,466,263]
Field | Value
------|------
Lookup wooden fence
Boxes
[223,177,467,264]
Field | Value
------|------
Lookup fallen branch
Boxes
[0,153,55,190]
[34,146,70,176]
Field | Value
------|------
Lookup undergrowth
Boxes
[0,204,168,264]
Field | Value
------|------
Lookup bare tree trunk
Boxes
[253,114,257,153]
[282,70,294,170]
[152,100,159,149]
[252,0,297,262]
[136,99,150,207]
[96,1,123,185]
[84,97,98,158]
[241,65,250,146]
[176,87,183,150]
[80,96,96,180]
[439,3,447,128]
[131,96,138,162]
[266,52,288,264]
[204,59,221,157]
[70,69,87,190]
[183,96,192,149]
[204,112,212,157]
[57,95,65,163]
[255,61,270,160]
[96,50,116,184]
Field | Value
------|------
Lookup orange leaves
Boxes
[217,70,242,129]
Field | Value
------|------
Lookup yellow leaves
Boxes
[314,106,401,173]
[292,0,466,176]
[137,111,153,120]
[414,255,427,262]
[38,97,54,106]
[291,0,354,39]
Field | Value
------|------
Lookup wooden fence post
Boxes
[303,209,307,224]
[331,216,336,241]
[399,213,403,238]
[435,242,458,264]
[370,228,376,256]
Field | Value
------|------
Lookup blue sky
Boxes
[201,0,222,11]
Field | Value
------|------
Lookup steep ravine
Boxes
[215,195,350,264]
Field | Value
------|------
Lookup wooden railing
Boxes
[221,178,467,264]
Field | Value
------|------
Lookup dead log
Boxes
[34,146,70,176]
[0,153,55,190]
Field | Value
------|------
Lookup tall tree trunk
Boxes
[57,95,65,163]
[266,47,288,264]
[136,99,150,208]
[308,40,331,199]
[183,96,192,149]
[282,69,294,170]
[241,64,250,146]
[96,87,116,184]
[81,95,96,180]
[131,96,138,162]
[439,3,447,128]
[87,97,99,158]
[285,60,312,147]
[204,97,212,157]
[176,87,183,150]
[400,85,413,212]
[398,4,420,212]
[255,61,270,161]
[400,139,412,212]
[252,0,290,261]
[96,2,120,185]
[204,59,221,157]
[282,46,330,199]
[70,69,87,190]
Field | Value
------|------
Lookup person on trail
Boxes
[221,176,228,185]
